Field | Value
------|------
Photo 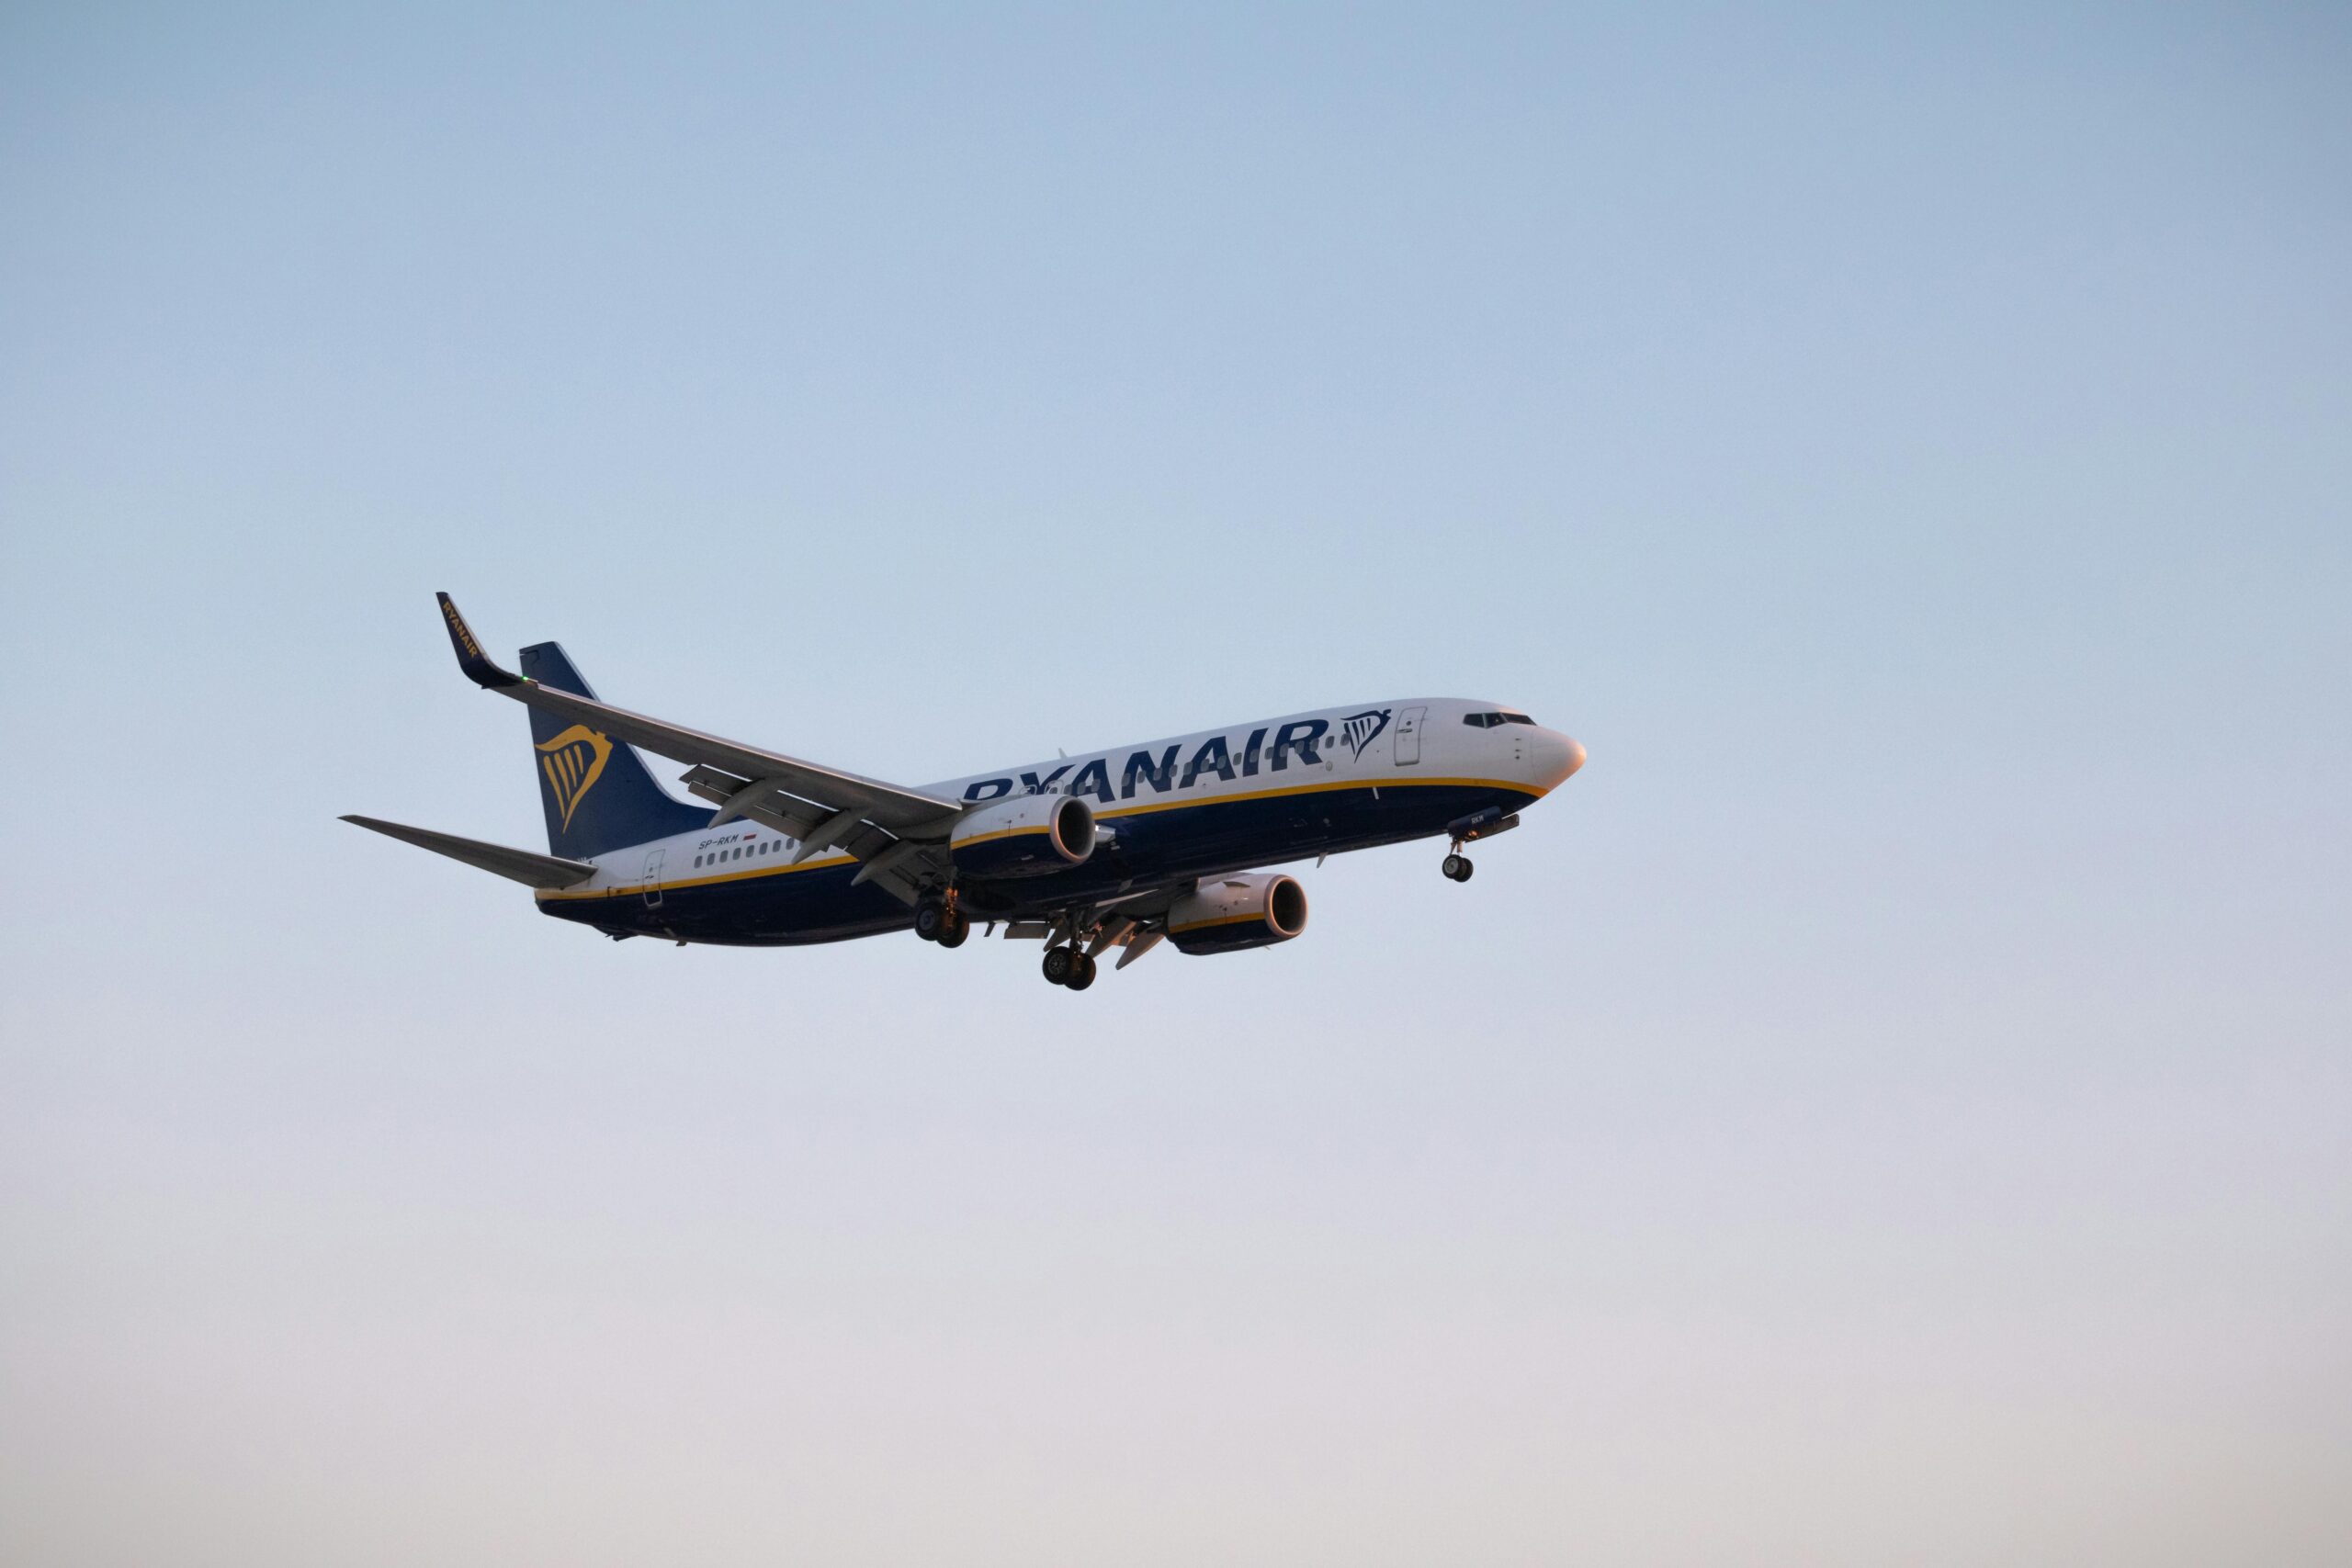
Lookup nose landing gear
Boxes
[1441,807,1518,884]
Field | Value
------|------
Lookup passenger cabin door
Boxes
[640,848,665,909]
[1394,705,1426,765]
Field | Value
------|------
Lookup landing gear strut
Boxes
[1442,851,1475,883]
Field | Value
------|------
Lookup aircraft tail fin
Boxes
[517,641,711,859]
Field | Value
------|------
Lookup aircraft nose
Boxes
[1532,729,1587,790]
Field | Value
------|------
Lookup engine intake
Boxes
[950,792,1096,878]
[1166,873,1309,954]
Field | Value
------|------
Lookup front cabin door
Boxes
[1394,705,1426,765]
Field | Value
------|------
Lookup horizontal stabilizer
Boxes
[340,815,598,889]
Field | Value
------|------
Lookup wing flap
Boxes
[678,765,832,841]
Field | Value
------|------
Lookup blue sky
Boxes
[3,6,2347,1563]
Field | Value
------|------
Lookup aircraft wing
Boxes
[435,595,963,869]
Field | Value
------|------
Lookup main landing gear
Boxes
[1442,852,1475,883]
[1042,945,1097,990]
[913,895,969,948]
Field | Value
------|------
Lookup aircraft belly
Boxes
[534,781,1535,946]
[985,781,1532,915]
[537,860,913,946]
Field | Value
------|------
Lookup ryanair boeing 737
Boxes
[344,595,1588,990]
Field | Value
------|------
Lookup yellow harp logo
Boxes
[537,725,614,831]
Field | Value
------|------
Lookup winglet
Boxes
[436,592,524,688]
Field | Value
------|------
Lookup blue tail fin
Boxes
[518,642,710,859]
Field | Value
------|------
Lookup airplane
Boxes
[343,594,1588,990]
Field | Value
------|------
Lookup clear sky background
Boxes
[3,6,2346,1564]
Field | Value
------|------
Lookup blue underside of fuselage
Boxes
[538,781,1537,946]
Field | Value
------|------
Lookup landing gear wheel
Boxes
[1042,946,1078,986]
[1065,952,1098,991]
[917,893,955,944]
[935,910,969,949]
[1442,853,1475,882]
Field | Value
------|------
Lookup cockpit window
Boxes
[1464,711,1539,728]
[1502,712,1535,725]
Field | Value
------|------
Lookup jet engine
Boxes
[1166,873,1309,954]
[949,792,1096,878]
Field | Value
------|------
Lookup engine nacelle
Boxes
[949,792,1096,878]
[1167,873,1309,954]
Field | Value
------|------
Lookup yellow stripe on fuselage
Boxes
[536,852,859,901]
[1095,773,1540,822]
[1168,909,1272,934]
[950,824,1050,850]
[533,775,1539,901]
